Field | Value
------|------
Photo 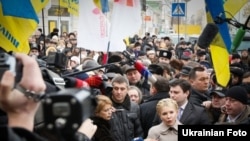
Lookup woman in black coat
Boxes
[91,95,115,141]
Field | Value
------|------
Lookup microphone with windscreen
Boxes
[197,23,219,49]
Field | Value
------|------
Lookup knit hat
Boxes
[225,86,248,104]
[70,56,80,65]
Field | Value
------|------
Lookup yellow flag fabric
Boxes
[59,0,79,16]
[31,0,49,13]
[210,45,230,87]
[0,0,49,54]
[93,0,102,10]
[223,0,248,17]
[124,37,130,46]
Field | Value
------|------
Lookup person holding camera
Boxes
[0,53,97,141]
[0,53,46,141]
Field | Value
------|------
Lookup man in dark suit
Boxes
[140,76,170,138]
[169,79,212,125]
[188,66,211,106]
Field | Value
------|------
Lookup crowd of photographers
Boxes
[0,28,250,141]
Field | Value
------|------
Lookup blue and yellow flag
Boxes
[0,0,49,54]
[205,0,248,87]
[59,0,79,16]
[93,0,109,13]
[205,0,231,87]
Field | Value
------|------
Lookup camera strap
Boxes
[41,67,65,90]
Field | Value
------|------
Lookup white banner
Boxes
[77,0,110,52]
[108,0,142,52]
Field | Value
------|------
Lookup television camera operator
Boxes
[0,51,97,141]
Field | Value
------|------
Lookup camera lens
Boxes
[0,53,6,59]
[53,103,71,117]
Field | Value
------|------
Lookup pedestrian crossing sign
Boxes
[172,3,186,17]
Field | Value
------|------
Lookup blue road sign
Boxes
[172,3,186,17]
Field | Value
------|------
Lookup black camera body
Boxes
[0,52,22,83]
[122,50,135,65]
[41,88,96,139]
[46,52,67,69]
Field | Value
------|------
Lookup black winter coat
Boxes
[0,126,47,141]
[189,88,211,106]
[109,95,144,141]
[91,116,115,141]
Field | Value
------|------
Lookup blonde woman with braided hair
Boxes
[146,98,182,141]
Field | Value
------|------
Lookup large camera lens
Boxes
[53,102,71,117]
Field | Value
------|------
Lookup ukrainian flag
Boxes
[205,0,231,87]
[59,0,79,16]
[0,0,49,54]
[93,0,109,13]
[205,0,248,87]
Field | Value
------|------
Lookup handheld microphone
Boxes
[64,77,89,88]
[122,50,157,83]
[197,23,219,49]
[231,27,246,53]
[134,60,157,84]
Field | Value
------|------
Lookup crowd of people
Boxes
[0,28,250,141]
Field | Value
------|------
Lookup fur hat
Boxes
[29,43,39,50]
[158,50,172,60]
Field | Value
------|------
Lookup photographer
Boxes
[0,53,97,141]
[0,53,46,140]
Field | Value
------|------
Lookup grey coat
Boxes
[147,120,182,141]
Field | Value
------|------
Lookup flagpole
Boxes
[58,0,61,34]
[105,11,111,65]
[42,8,46,56]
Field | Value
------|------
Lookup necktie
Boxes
[177,107,183,120]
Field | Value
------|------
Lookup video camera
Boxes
[0,52,97,141]
[46,52,67,70]
[38,88,96,141]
